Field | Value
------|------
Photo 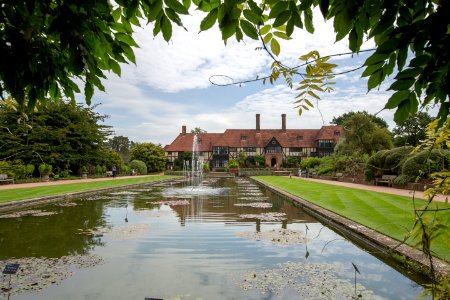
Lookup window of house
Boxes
[318,140,334,148]
[244,147,256,152]
[229,147,237,152]
[334,131,340,136]
[290,147,302,152]
[240,135,247,141]
[297,135,303,140]
[213,147,228,154]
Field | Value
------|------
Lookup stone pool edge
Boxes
[251,177,450,279]
[0,178,182,213]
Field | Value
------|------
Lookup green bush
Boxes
[365,150,389,181]
[384,146,414,174]
[316,156,333,175]
[120,164,130,175]
[25,164,35,178]
[401,149,449,180]
[0,160,27,179]
[38,163,53,175]
[254,155,265,166]
[95,164,103,175]
[300,157,321,169]
[130,160,147,175]
[227,160,239,170]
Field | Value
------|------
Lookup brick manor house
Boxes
[164,114,344,169]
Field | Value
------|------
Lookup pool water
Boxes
[0,178,425,299]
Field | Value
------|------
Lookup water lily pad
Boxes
[237,229,308,245]
[148,200,190,206]
[234,203,272,208]
[0,255,104,296]
[238,212,286,222]
[0,210,58,219]
[240,262,376,299]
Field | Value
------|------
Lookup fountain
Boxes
[183,134,204,187]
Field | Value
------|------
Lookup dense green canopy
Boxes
[1,0,449,124]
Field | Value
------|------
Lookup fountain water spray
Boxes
[183,134,204,186]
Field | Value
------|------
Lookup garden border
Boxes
[251,177,450,279]
[0,178,182,213]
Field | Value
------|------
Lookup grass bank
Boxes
[0,175,176,203]
[253,176,450,262]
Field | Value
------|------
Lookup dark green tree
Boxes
[1,1,449,126]
[332,111,389,129]
[392,112,434,146]
[336,113,393,155]
[0,100,112,174]
[129,142,166,172]
[107,135,131,163]
[190,127,207,134]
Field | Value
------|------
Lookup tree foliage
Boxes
[190,127,207,134]
[392,112,434,146]
[335,112,393,155]
[107,135,132,163]
[129,142,166,172]
[0,100,112,174]
[332,111,388,129]
[1,0,449,126]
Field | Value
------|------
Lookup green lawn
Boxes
[0,175,176,203]
[253,176,450,262]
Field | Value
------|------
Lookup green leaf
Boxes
[263,32,272,44]
[269,1,289,19]
[146,0,163,22]
[126,0,139,19]
[112,8,121,22]
[235,27,243,41]
[182,0,191,10]
[367,69,383,91]
[200,8,218,31]
[384,90,410,109]
[319,0,329,17]
[364,53,389,66]
[286,17,294,36]
[273,31,290,40]
[270,38,280,56]
[109,58,121,76]
[393,99,411,124]
[243,9,263,25]
[221,20,237,40]
[161,15,173,41]
[260,24,271,35]
[409,54,430,67]
[361,62,383,77]
[240,20,258,40]
[164,0,189,14]
[389,78,415,91]
[248,0,263,15]
[273,11,290,28]
[115,33,139,47]
[308,90,320,99]
[397,47,408,71]
[166,7,184,27]
[304,8,314,33]
[85,82,94,105]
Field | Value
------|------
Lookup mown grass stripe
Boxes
[254,176,450,262]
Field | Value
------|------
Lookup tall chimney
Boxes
[281,114,286,131]
[182,125,186,135]
[256,114,260,132]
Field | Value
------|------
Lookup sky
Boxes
[86,9,401,146]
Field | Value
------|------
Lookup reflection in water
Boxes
[0,178,425,299]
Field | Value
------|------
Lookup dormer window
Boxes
[334,131,340,136]
[197,138,202,144]
[297,135,303,141]
[240,135,247,141]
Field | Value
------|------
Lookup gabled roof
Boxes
[165,126,344,151]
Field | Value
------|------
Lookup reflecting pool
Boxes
[0,178,425,299]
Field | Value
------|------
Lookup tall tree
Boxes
[332,111,389,129]
[129,142,166,173]
[1,1,449,126]
[392,112,434,146]
[0,100,112,173]
[336,113,393,155]
[190,127,207,134]
[107,136,131,163]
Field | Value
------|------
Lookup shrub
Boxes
[300,157,321,169]
[25,164,35,178]
[95,164,103,175]
[316,156,333,175]
[130,160,147,175]
[0,160,27,179]
[120,164,130,175]
[401,149,449,180]
[383,146,414,174]
[203,163,210,172]
[227,160,239,170]
[365,150,389,181]
[38,163,53,176]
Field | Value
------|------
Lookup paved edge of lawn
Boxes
[0,176,182,212]
[251,177,450,279]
